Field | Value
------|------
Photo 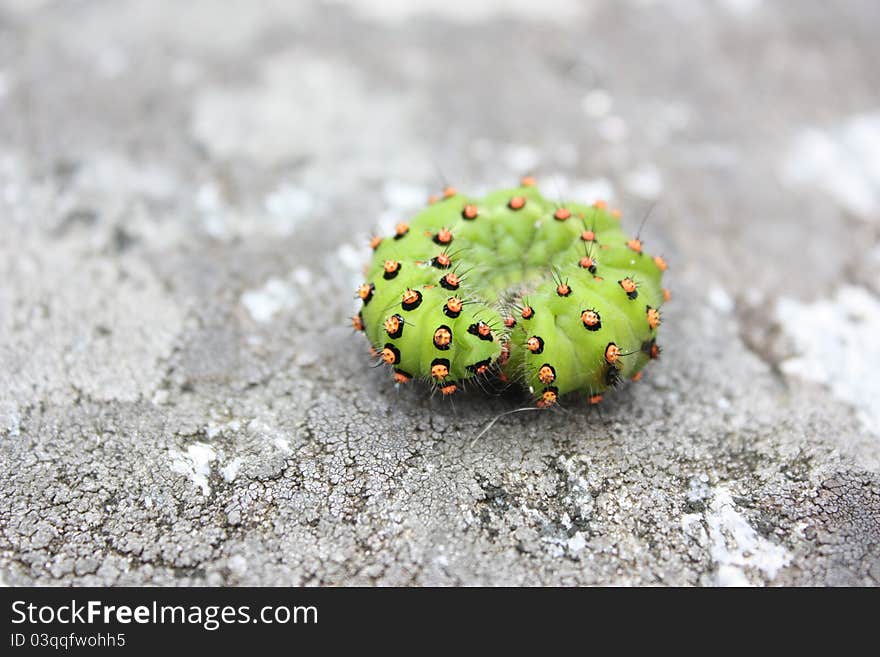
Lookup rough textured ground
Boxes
[1,0,879,586]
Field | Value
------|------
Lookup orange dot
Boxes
[536,391,557,408]
[462,204,479,219]
[647,307,661,330]
[384,315,400,334]
[538,365,555,384]
[443,186,457,198]
[357,283,373,300]
[395,222,409,237]
[527,336,543,352]
[384,260,399,273]
[581,310,600,328]
[605,343,620,364]
[394,371,411,384]
[663,288,672,302]
[581,230,596,242]
[588,394,603,405]
[442,273,460,288]
[427,194,439,204]
[433,327,452,348]
[521,306,534,320]
[579,256,595,270]
[351,315,364,331]
[446,297,463,313]
[631,371,643,382]
[626,238,643,253]
[503,316,516,328]
[431,364,449,380]
[556,283,571,297]
[619,278,637,294]
[593,199,607,209]
[435,253,451,267]
[508,196,526,210]
[654,255,668,272]
[554,207,571,221]
[520,176,536,187]
[440,383,457,396]
[381,347,397,364]
[435,228,453,244]
[369,236,382,250]
[611,209,621,219]
[476,363,489,375]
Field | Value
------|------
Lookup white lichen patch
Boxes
[503,144,540,172]
[779,113,880,219]
[263,184,317,236]
[682,487,792,586]
[382,180,428,215]
[776,286,880,435]
[169,443,217,496]
[581,89,614,119]
[563,178,615,205]
[227,554,248,576]
[238,265,319,324]
[240,278,300,324]
[707,285,735,314]
[334,242,372,292]
[0,400,21,438]
[706,488,791,584]
[624,163,663,199]
[220,458,243,483]
[247,420,292,455]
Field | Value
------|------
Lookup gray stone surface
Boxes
[1,0,879,586]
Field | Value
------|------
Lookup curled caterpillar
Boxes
[353,178,668,407]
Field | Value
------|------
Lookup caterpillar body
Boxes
[354,179,668,407]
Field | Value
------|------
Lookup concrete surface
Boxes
[1,0,879,586]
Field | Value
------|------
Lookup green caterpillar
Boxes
[353,178,668,407]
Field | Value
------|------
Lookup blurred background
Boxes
[1,1,878,586]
